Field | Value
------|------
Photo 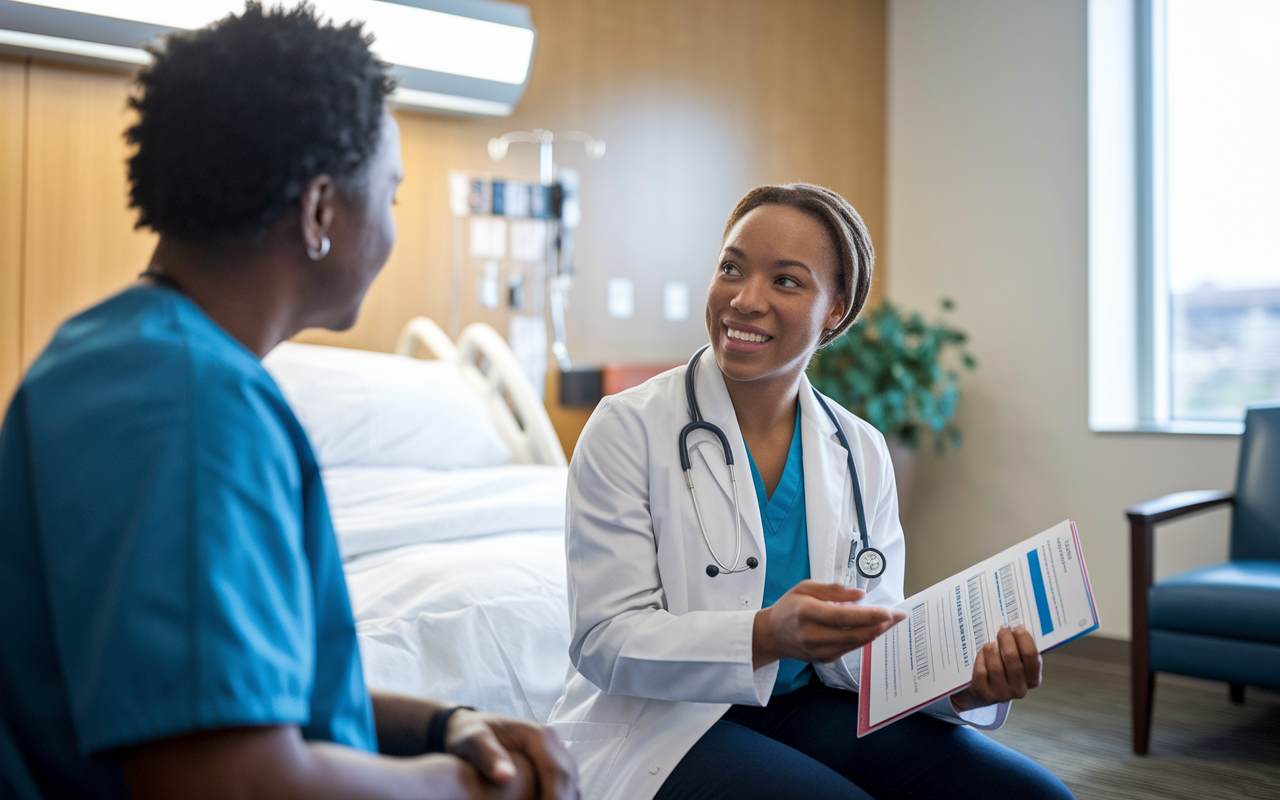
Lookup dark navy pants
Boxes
[653,678,1074,800]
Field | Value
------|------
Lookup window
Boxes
[1088,0,1278,433]
[1146,0,1280,424]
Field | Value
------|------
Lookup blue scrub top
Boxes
[0,286,375,798]
[744,407,814,696]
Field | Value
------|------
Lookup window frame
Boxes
[1088,0,1244,436]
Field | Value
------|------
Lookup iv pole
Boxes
[488,129,604,372]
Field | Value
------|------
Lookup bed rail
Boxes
[396,317,567,467]
[395,317,460,363]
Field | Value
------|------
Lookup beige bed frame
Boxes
[395,317,568,468]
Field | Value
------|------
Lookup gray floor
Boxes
[981,656,1280,800]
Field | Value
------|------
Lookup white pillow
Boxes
[263,342,511,470]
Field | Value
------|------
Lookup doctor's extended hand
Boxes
[949,625,1042,712]
[752,581,907,669]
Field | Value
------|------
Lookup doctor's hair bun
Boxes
[126,1,395,242]
[722,183,874,346]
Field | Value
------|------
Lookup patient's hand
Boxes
[950,625,1042,712]
[447,709,579,800]
[123,724,541,800]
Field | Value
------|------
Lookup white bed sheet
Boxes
[330,465,572,723]
[324,464,567,559]
[344,532,571,723]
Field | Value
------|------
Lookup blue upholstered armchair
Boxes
[1126,403,1280,754]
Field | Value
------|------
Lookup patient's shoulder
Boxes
[23,285,299,455]
[28,285,265,391]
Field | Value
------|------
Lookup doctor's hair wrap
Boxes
[721,183,875,347]
[126,2,395,242]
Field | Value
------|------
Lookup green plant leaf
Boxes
[808,297,976,453]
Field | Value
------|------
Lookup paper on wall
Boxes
[857,520,1099,737]
[508,314,548,401]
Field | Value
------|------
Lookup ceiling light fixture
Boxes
[0,0,536,116]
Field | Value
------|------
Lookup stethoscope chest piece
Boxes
[856,546,886,579]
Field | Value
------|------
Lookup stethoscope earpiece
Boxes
[681,346,882,581]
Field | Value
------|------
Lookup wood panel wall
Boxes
[2,55,158,388]
[23,63,157,362]
[0,0,886,454]
[0,58,23,395]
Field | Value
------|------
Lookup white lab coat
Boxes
[546,357,1008,800]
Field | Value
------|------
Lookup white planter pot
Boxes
[885,437,917,522]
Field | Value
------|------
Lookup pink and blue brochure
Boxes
[857,520,1099,737]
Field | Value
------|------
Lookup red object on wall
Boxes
[601,364,680,396]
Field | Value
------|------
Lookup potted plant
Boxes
[807,299,976,517]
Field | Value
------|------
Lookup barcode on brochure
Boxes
[998,563,1023,628]
[966,576,989,649]
[911,603,931,681]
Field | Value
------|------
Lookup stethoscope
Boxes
[679,345,886,581]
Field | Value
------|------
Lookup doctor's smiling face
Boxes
[706,203,847,388]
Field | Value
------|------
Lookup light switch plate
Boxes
[663,281,690,321]
[607,277,634,318]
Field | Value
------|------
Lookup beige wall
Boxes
[886,0,1240,640]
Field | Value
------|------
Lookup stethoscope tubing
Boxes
[679,345,883,579]
[810,389,871,553]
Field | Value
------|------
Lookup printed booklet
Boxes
[857,520,1099,737]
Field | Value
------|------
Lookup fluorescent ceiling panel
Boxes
[390,86,510,116]
[9,0,534,84]
[0,26,149,63]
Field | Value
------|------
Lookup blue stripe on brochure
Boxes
[1027,550,1054,636]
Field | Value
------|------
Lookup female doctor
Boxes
[547,184,1074,800]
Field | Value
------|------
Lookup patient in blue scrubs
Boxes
[0,5,575,799]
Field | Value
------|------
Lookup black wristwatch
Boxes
[425,705,476,753]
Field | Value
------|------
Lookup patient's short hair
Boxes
[127,2,395,242]
[722,183,875,346]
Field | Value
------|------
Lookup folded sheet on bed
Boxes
[344,531,571,723]
[323,464,568,558]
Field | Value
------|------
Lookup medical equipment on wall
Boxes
[473,128,604,373]
[679,345,886,580]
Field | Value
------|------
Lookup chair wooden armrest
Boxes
[1127,489,1234,754]
[1126,489,1234,524]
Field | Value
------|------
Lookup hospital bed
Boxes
[263,318,571,723]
